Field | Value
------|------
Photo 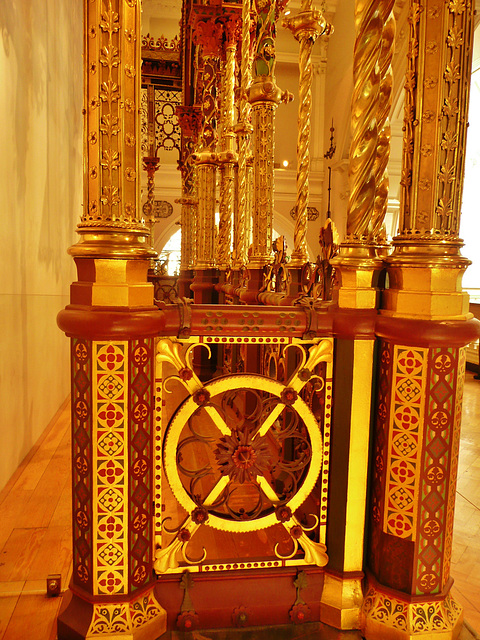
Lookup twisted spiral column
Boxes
[370,10,395,242]
[346,0,383,241]
[234,0,253,269]
[285,2,331,266]
[217,20,239,271]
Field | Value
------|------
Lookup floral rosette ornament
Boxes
[177,611,199,631]
[289,602,311,624]
[280,387,298,405]
[191,506,209,525]
[193,388,211,406]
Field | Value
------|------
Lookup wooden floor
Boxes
[1,375,480,639]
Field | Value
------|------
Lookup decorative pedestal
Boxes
[362,316,480,640]
[362,575,463,640]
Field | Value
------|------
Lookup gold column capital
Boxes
[192,150,219,165]
[283,8,333,42]
[247,75,285,105]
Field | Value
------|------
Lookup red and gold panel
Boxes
[442,347,466,587]
[129,338,154,591]
[383,346,428,540]
[362,578,463,637]
[414,346,465,595]
[86,589,165,636]
[369,340,393,578]
[72,339,93,593]
[368,339,468,604]
[93,341,129,596]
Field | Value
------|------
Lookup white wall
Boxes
[0,0,83,491]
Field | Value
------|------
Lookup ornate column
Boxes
[284,0,332,268]
[382,0,473,319]
[56,1,166,638]
[216,15,241,272]
[320,0,394,628]
[176,106,202,298]
[142,156,160,253]
[369,11,395,247]
[241,0,292,300]
[233,0,254,272]
[362,0,478,638]
[331,0,388,309]
[142,84,161,257]
[284,0,332,300]
[190,17,222,304]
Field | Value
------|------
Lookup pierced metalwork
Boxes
[175,386,314,523]
[154,336,332,574]
[154,89,181,154]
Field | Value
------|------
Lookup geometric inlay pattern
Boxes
[414,347,459,595]
[442,347,465,587]
[87,588,165,635]
[383,346,428,540]
[72,338,93,592]
[94,341,128,596]
[362,583,463,634]
[370,341,393,557]
[129,339,154,591]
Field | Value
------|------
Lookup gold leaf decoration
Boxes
[448,0,466,13]
[441,130,458,150]
[447,25,464,48]
[436,198,453,218]
[101,149,121,172]
[101,185,121,208]
[444,63,461,83]
[442,98,459,117]
[438,165,455,184]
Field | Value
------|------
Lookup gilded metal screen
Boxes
[153,335,333,576]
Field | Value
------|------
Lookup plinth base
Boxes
[167,622,363,639]
[361,580,464,640]
[57,587,167,640]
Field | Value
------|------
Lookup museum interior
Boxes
[1,0,480,638]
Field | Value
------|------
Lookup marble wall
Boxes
[0,0,83,491]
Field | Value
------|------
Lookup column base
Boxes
[330,244,384,310]
[361,578,463,640]
[319,572,364,630]
[57,586,167,640]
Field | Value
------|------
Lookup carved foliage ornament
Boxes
[84,0,140,228]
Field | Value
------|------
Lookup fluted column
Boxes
[191,19,222,274]
[190,18,222,306]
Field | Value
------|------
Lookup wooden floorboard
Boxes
[0,373,480,639]
[1,594,63,640]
